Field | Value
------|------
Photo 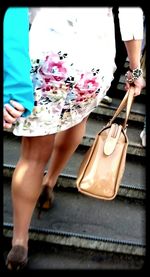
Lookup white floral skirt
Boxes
[13,51,113,136]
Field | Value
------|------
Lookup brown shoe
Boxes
[37,185,54,218]
[6,245,28,270]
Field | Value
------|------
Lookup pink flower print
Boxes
[39,53,68,84]
[74,72,100,95]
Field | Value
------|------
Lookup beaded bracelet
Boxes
[125,68,143,84]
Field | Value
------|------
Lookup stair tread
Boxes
[4,115,146,156]
[3,236,144,270]
[3,131,146,194]
[98,96,145,118]
[61,149,146,192]
[86,117,144,147]
[4,178,146,255]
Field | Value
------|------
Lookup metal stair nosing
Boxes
[56,174,146,200]
[3,223,146,257]
[93,104,145,123]
[3,127,146,157]
[81,136,146,157]
[3,164,146,200]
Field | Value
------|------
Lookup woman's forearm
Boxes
[124,39,143,70]
[118,7,144,70]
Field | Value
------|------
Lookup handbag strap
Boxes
[108,86,135,128]
[123,86,135,128]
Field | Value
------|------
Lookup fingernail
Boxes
[10,100,15,105]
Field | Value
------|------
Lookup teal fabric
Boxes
[3,7,34,117]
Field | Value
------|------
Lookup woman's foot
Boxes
[6,245,28,270]
[37,185,54,218]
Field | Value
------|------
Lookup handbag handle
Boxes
[123,86,135,128]
[108,86,135,129]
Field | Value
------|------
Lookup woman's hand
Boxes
[3,100,25,129]
[124,73,146,96]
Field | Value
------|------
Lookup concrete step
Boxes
[3,236,145,270]
[3,177,146,257]
[4,114,146,157]
[96,96,145,124]
[3,130,146,200]
[85,116,145,157]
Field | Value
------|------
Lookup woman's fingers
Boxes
[3,106,18,124]
[3,101,25,129]
[3,100,25,129]
[124,76,146,96]
[4,103,24,119]
[3,120,12,129]
[10,100,25,112]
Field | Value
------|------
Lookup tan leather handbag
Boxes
[76,87,135,200]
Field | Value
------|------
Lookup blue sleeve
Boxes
[3,7,34,117]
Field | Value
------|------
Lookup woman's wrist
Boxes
[125,67,143,84]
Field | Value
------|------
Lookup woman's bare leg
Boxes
[42,116,88,189]
[11,134,55,249]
